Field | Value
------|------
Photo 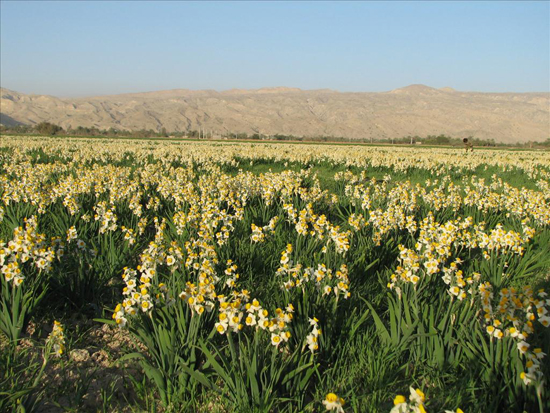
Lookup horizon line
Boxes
[3,84,550,100]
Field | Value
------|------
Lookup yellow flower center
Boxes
[394,395,406,405]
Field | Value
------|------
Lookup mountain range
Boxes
[1,85,549,143]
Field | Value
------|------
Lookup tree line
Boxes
[1,122,548,148]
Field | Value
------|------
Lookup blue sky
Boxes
[1,1,548,96]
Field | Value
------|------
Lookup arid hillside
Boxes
[1,85,549,143]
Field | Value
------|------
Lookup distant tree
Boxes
[423,134,452,145]
[35,122,63,135]
[0,124,33,134]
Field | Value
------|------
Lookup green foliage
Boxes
[115,300,212,409]
[34,122,63,136]
[0,274,47,346]
[0,341,55,412]
[196,332,316,411]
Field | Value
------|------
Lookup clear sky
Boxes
[1,1,548,97]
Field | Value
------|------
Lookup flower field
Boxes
[1,136,549,412]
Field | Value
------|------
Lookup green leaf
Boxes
[365,300,390,346]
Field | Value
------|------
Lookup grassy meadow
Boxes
[1,135,549,413]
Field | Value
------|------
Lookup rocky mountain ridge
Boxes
[1,85,549,143]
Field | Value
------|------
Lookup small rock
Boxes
[70,348,90,363]
[26,321,37,335]
[91,349,110,367]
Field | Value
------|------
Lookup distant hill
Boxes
[1,85,549,143]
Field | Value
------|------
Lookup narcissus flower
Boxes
[322,392,345,412]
